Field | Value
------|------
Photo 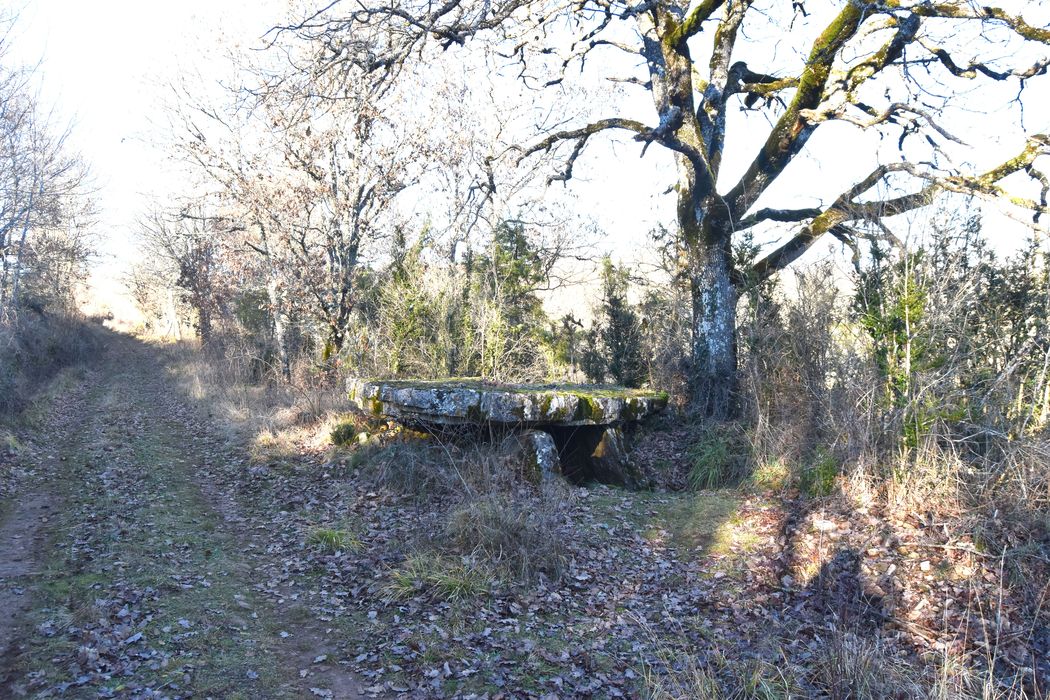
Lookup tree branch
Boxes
[735,206,824,230]
[669,0,726,46]
[724,2,867,221]
[747,135,1050,281]
[884,2,1050,44]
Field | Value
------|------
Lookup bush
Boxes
[799,449,839,497]
[330,414,374,446]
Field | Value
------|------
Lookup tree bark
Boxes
[686,218,738,419]
[266,276,292,382]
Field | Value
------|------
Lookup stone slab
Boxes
[348,378,667,427]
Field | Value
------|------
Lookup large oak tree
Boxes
[274,0,1050,416]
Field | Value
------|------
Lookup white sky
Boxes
[10,0,289,315]
[8,0,1050,319]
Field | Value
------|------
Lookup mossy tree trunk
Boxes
[647,6,742,418]
[686,226,738,419]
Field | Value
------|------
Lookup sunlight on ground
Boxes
[659,492,742,552]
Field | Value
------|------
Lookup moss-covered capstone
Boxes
[347,378,667,488]
[346,378,667,427]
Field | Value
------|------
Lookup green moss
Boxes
[575,396,606,422]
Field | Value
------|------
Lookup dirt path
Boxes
[0,493,54,667]
[0,333,374,698]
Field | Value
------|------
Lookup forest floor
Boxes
[0,329,1046,699]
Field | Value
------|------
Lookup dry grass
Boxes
[444,490,569,580]
[163,339,346,464]
[0,312,104,417]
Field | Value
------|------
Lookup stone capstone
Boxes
[347,378,667,427]
[347,378,668,487]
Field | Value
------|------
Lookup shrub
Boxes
[799,449,839,497]
[749,459,790,492]
[330,421,357,446]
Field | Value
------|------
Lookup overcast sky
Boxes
[8,0,1050,318]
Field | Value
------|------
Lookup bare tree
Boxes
[171,43,427,376]
[0,16,91,318]
[270,0,1050,416]
[137,205,221,343]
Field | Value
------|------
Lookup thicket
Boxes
[352,221,556,381]
[136,217,574,386]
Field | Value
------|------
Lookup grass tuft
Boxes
[444,492,568,580]
[385,552,492,602]
[305,527,361,553]
[687,425,750,490]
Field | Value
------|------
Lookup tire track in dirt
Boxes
[0,332,379,698]
[0,366,98,695]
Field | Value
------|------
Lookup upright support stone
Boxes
[588,427,644,489]
[501,430,562,483]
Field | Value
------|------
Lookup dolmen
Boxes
[347,378,668,487]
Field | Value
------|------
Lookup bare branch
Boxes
[748,135,1050,281]
[735,206,824,230]
[724,2,868,220]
